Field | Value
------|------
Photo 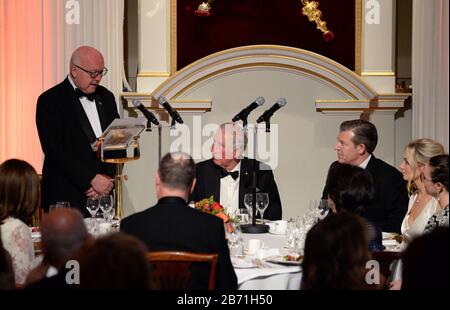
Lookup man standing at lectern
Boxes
[191,123,282,220]
[36,46,119,215]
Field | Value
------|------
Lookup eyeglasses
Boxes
[73,64,108,78]
[420,172,432,183]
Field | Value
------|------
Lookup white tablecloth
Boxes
[235,233,302,290]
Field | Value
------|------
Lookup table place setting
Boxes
[265,255,303,266]
[231,231,303,289]
[382,232,403,251]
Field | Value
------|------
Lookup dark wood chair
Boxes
[147,251,218,290]
[371,251,402,288]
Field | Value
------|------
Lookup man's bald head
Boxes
[70,46,104,68]
[69,46,105,94]
[41,208,88,270]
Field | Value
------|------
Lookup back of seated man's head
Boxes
[40,208,88,270]
[402,227,449,290]
[158,152,195,193]
[78,232,150,289]
[325,162,375,215]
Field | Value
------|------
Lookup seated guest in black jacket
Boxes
[323,119,408,233]
[191,123,282,220]
[325,162,384,251]
[121,152,237,290]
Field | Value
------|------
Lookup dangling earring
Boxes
[437,188,443,202]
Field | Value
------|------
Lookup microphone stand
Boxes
[240,123,269,234]
[145,119,153,132]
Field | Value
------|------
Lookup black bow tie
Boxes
[75,89,96,101]
[221,169,239,180]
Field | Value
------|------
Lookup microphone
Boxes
[232,97,265,122]
[256,98,287,123]
[158,96,184,124]
[132,100,160,126]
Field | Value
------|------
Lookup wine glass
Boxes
[56,201,70,208]
[99,195,113,223]
[227,224,244,257]
[318,199,330,219]
[256,193,269,224]
[243,193,254,223]
[238,207,249,224]
[86,198,99,224]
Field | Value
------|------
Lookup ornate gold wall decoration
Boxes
[301,0,334,41]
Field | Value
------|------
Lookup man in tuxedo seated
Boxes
[120,152,237,290]
[322,119,408,233]
[25,208,89,289]
[36,46,118,216]
[191,123,282,220]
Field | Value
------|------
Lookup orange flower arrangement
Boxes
[195,196,236,232]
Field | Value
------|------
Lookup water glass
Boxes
[238,208,249,224]
[243,193,254,223]
[227,224,244,257]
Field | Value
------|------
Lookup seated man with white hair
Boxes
[191,123,282,220]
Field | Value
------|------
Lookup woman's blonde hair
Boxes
[404,139,445,194]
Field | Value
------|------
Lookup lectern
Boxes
[95,117,146,220]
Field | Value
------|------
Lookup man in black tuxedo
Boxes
[36,46,118,215]
[191,123,282,220]
[322,120,408,233]
[120,152,237,290]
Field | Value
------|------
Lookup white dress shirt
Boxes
[68,75,103,138]
[219,162,241,217]
[359,154,372,169]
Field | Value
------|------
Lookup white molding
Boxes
[121,93,211,112]
[151,45,378,101]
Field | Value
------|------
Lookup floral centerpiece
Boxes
[195,196,236,232]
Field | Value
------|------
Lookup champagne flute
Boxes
[99,195,113,223]
[256,193,269,224]
[86,198,99,224]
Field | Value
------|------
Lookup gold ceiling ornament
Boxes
[301,0,334,41]
[195,0,214,17]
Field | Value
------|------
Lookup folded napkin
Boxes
[256,248,280,259]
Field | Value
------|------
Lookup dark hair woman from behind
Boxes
[0,159,40,224]
[302,212,376,290]
[325,162,375,215]
[0,159,41,286]
[325,162,383,251]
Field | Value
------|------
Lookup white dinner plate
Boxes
[231,257,257,268]
[265,255,302,266]
[268,230,285,235]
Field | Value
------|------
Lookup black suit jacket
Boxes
[36,77,119,215]
[120,197,238,290]
[322,156,408,233]
[190,158,282,220]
